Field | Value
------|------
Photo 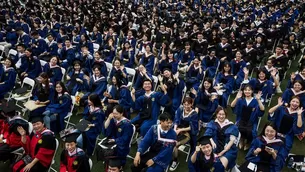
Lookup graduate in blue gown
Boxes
[214,62,234,108]
[43,56,63,84]
[131,79,169,137]
[81,93,106,156]
[158,50,178,75]
[244,68,278,104]
[139,45,155,75]
[170,97,198,170]
[287,66,305,89]
[85,51,108,77]
[39,33,58,61]
[268,97,304,161]
[102,38,116,63]
[66,60,88,96]
[186,57,203,91]
[59,39,76,69]
[104,105,133,165]
[230,51,247,90]
[239,122,286,172]
[282,80,305,107]
[189,136,226,172]
[79,34,94,55]
[202,49,219,79]
[103,75,132,118]
[43,81,72,133]
[19,48,42,80]
[109,59,128,86]
[131,112,177,172]
[133,65,153,98]
[29,73,54,120]
[204,107,239,170]
[0,58,17,100]
[177,42,195,74]
[30,31,47,57]
[119,41,135,68]
[82,65,107,103]
[191,78,219,124]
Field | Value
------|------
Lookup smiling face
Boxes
[264,125,276,140]
[216,109,226,123]
[143,80,152,91]
[55,83,63,93]
[160,119,173,131]
[50,57,58,66]
[201,143,213,156]
[293,82,303,92]
[4,59,12,68]
[243,86,253,97]
[258,71,266,80]
[290,97,300,110]
[33,121,44,133]
[203,80,211,90]
[65,142,77,153]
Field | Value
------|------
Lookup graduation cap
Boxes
[197,136,212,146]
[31,116,44,124]
[75,119,91,132]
[62,132,80,143]
[0,101,17,117]
[108,158,122,168]
[162,64,172,73]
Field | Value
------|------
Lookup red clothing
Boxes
[60,148,90,172]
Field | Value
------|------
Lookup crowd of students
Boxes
[0,0,305,171]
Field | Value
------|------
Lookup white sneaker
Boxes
[169,161,179,171]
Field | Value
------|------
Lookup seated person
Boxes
[43,56,63,84]
[19,48,42,80]
[60,133,90,172]
[131,79,169,138]
[0,103,29,162]
[65,60,88,96]
[189,136,226,172]
[103,105,133,165]
[239,122,286,172]
[170,97,198,171]
[106,158,123,172]
[12,116,56,172]
[81,93,105,156]
[42,81,72,132]
[131,112,177,172]
[0,58,17,101]
[204,107,239,170]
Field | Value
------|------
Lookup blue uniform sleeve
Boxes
[115,122,133,147]
[137,126,155,154]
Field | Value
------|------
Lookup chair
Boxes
[5,75,17,101]
[105,62,113,80]
[125,67,136,89]
[0,45,4,60]
[64,96,76,129]
[40,60,47,67]
[152,75,158,91]
[61,67,66,81]
[93,43,100,52]
[126,124,136,160]
[48,139,59,172]
[8,49,17,58]
[181,86,187,104]
[89,158,93,170]
[177,143,191,162]
[13,77,35,115]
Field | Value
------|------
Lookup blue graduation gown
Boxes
[30,84,54,118]
[19,33,31,48]
[189,152,225,172]
[245,136,286,172]
[66,70,88,95]
[102,44,116,63]
[46,93,72,132]
[233,98,265,138]
[194,90,219,122]
[19,57,42,79]
[186,65,202,90]
[133,72,153,91]
[215,73,234,107]
[268,106,304,152]
[158,59,178,75]
[0,66,17,99]
[131,92,169,137]
[31,38,47,56]
[106,118,133,163]
[202,56,219,78]
[204,120,239,169]
[59,47,76,68]
[139,53,155,75]
[230,59,246,90]
[82,106,105,156]
[91,32,103,45]
[282,89,305,107]
[137,125,177,171]
[85,75,107,99]
[43,63,63,84]
[109,67,128,86]
[120,49,135,68]
[124,37,137,48]
[248,79,274,102]
[177,50,195,65]
[174,107,198,151]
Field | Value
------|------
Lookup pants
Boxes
[130,151,163,172]
[0,42,12,56]
[0,144,17,161]
[42,110,57,130]
[13,158,48,172]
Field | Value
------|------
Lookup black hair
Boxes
[159,112,172,122]
[259,121,278,137]
[88,93,102,108]
[113,105,124,114]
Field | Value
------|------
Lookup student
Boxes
[189,136,226,172]
[202,49,219,79]
[81,93,105,156]
[66,60,88,96]
[231,85,265,150]
[131,79,169,137]
[239,122,286,172]
[19,48,42,80]
[107,158,123,172]
[131,112,177,172]
[12,116,56,172]
[43,56,63,84]
[0,58,17,100]
[104,105,133,165]
[60,133,90,172]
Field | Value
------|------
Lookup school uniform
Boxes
[202,56,219,79]
[120,49,135,68]
[130,125,177,172]
[0,65,17,99]
[43,63,63,84]
[66,70,87,96]
[215,73,234,108]
[194,89,219,123]
[60,148,90,172]
[12,129,56,172]
[282,88,305,107]
[139,53,155,75]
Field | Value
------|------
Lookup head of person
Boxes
[50,56,59,66]
[113,58,122,69]
[159,112,173,131]
[17,43,25,52]
[64,133,79,153]
[65,39,71,47]
[222,61,231,73]
[266,59,274,68]
[275,45,283,55]
[293,80,304,92]
[25,48,32,57]
[38,72,50,85]
[235,51,242,60]
[183,97,193,113]
[88,93,102,108]
[299,66,305,76]
[47,33,54,42]
[243,84,253,98]
[93,65,101,76]
[73,60,81,71]
[108,158,122,172]
[142,79,152,91]
[112,105,124,121]
[198,136,213,156]
[55,81,68,94]
[289,96,301,110]
[260,122,278,140]
[257,68,269,81]
[94,51,102,60]
[203,78,213,91]
[215,106,227,123]
[31,116,45,133]
[4,58,14,69]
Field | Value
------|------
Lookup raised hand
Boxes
[236,91,243,99]
[255,91,262,100]
[243,67,249,75]
[277,97,283,106]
